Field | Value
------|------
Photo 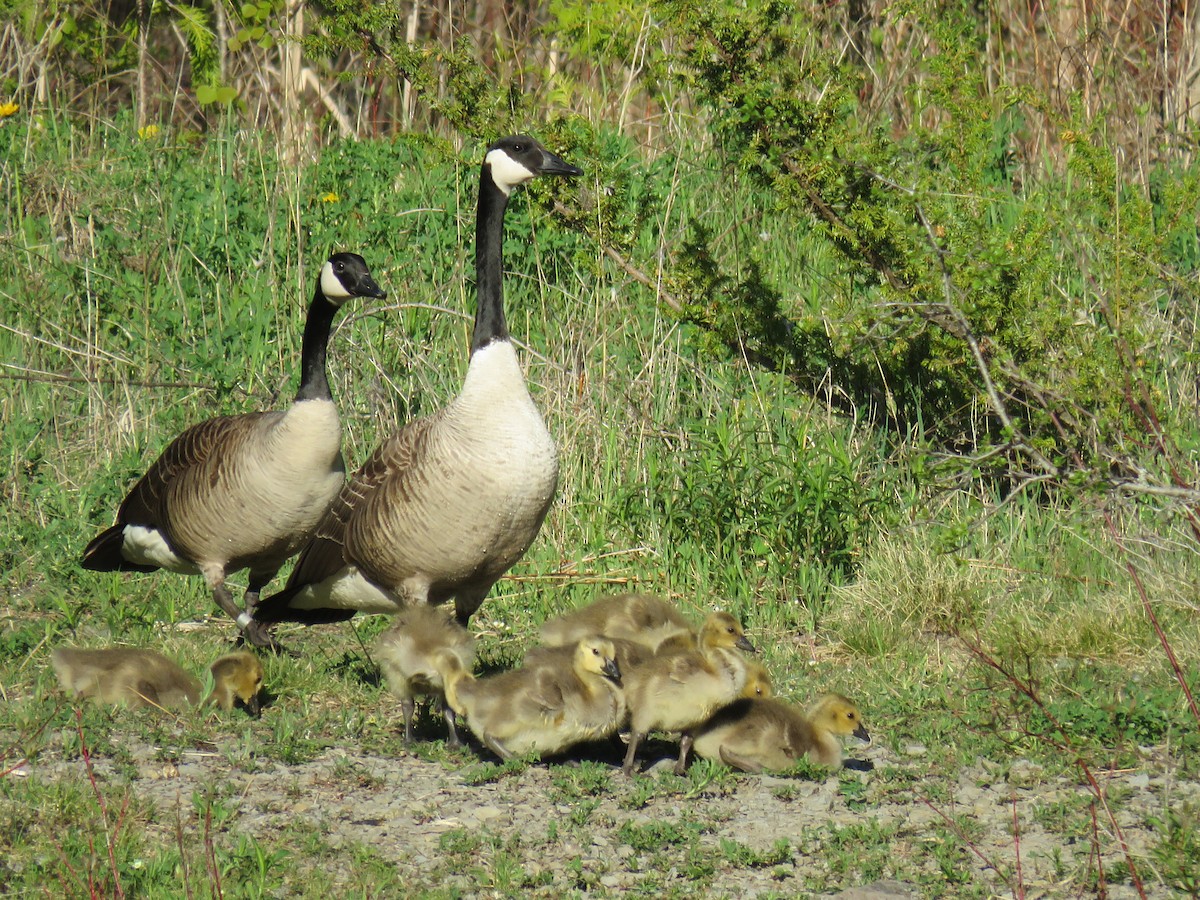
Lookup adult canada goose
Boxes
[440,635,625,760]
[206,651,265,716]
[375,603,476,746]
[538,593,695,653]
[620,611,755,776]
[255,136,582,630]
[692,693,870,772]
[51,647,202,709]
[81,253,387,648]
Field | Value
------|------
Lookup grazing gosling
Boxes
[441,636,625,760]
[51,647,201,709]
[375,604,475,746]
[538,593,694,653]
[692,693,870,773]
[620,611,755,776]
[206,651,265,716]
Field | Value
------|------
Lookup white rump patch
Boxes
[485,148,535,195]
[122,525,200,574]
[320,260,353,301]
[291,568,403,614]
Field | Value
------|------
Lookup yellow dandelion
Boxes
[138,124,160,140]
[320,191,339,203]
[0,102,18,118]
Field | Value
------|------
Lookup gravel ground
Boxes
[22,727,1191,898]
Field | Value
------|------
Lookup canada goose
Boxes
[206,651,265,716]
[254,136,582,631]
[692,693,870,773]
[375,603,476,745]
[620,611,755,776]
[538,593,695,652]
[441,635,625,760]
[50,646,201,709]
[80,253,387,648]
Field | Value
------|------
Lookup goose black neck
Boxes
[472,171,511,354]
[294,288,338,402]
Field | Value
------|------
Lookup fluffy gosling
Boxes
[692,692,869,773]
[620,611,755,776]
[441,636,625,760]
[51,647,201,709]
[206,651,265,716]
[538,593,694,653]
[375,604,476,746]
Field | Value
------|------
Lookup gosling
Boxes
[441,636,625,760]
[375,604,475,746]
[51,646,265,715]
[206,651,265,716]
[692,692,870,773]
[51,647,202,709]
[539,593,694,653]
[620,611,755,776]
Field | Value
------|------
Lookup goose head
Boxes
[698,611,756,654]
[808,693,870,744]
[484,134,583,196]
[576,636,622,686]
[320,252,388,306]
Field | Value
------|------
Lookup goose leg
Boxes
[718,746,765,774]
[621,729,644,776]
[674,732,694,776]
[242,568,278,617]
[442,700,463,748]
[401,697,416,746]
[213,583,284,652]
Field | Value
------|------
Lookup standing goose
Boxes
[254,136,582,630]
[81,253,387,648]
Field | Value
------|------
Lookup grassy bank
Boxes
[2,111,1199,896]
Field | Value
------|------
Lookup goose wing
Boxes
[114,413,275,527]
[279,414,439,591]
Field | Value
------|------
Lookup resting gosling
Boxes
[620,612,755,776]
[206,651,265,716]
[742,660,773,699]
[522,634,654,675]
[441,636,625,760]
[692,693,869,773]
[52,647,266,714]
[255,137,581,631]
[375,604,475,746]
[81,253,387,648]
[539,593,694,652]
[51,647,201,709]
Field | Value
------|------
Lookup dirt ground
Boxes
[21,726,1189,898]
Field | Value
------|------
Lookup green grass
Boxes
[3,111,1200,896]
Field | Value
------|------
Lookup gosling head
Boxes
[210,651,265,717]
[809,693,870,743]
[742,660,773,699]
[576,637,622,686]
[698,612,756,654]
[484,134,584,196]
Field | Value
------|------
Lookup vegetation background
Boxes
[1,0,1200,894]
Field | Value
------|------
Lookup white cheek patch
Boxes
[485,149,535,194]
[320,261,353,301]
